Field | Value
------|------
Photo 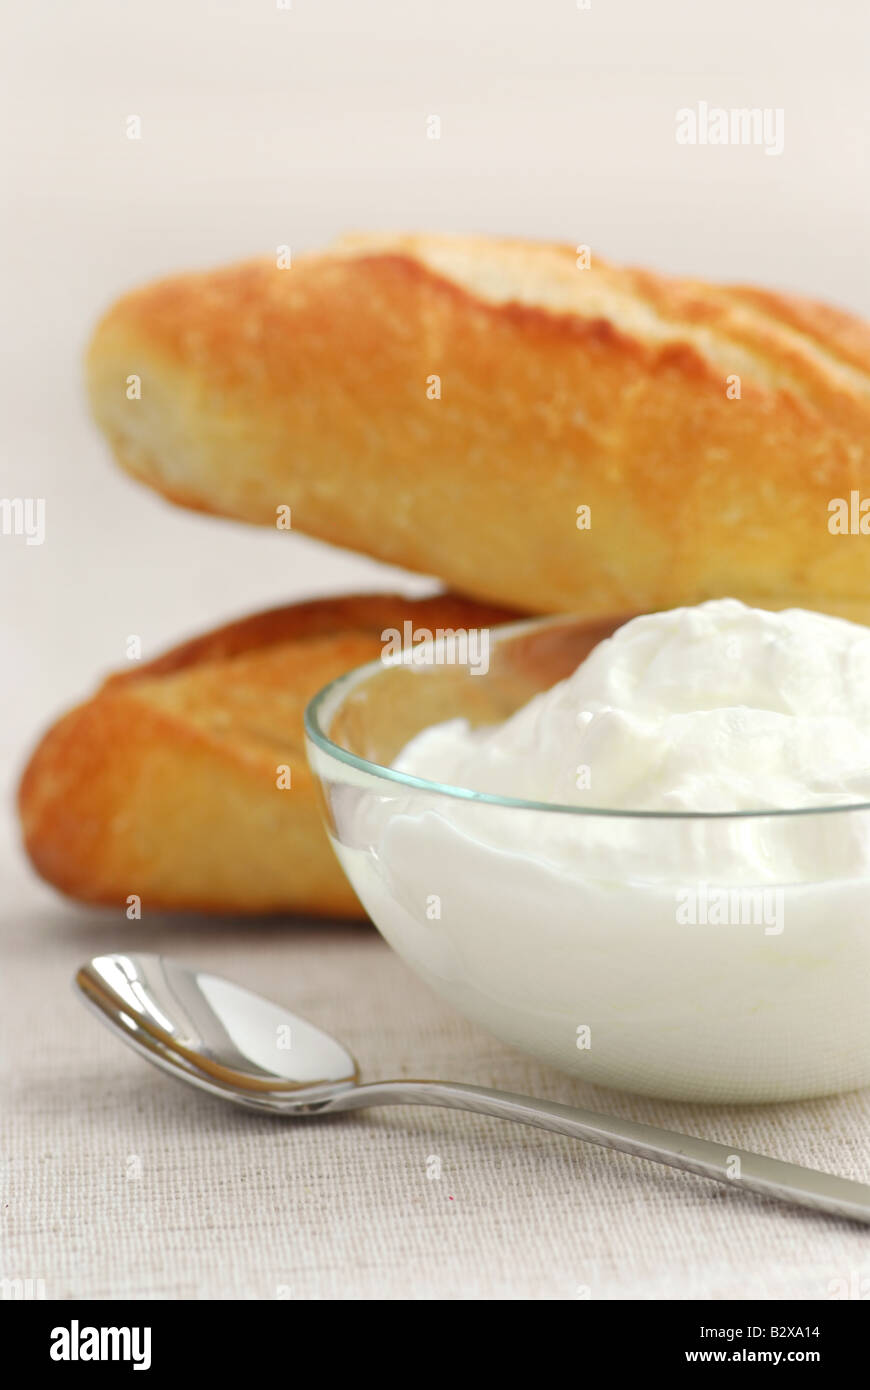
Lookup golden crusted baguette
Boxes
[18,592,519,917]
[87,232,870,622]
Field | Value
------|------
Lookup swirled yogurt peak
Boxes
[393,599,870,812]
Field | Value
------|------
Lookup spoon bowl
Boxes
[76,954,358,1111]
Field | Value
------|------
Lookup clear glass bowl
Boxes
[305,615,870,1103]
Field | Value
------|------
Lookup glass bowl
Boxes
[304,614,870,1103]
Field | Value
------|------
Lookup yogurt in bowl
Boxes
[305,600,870,1102]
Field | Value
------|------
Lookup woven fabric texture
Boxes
[2,868,868,1301]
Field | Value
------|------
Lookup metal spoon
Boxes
[75,953,870,1224]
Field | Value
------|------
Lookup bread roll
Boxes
[18,592,518,917]
[87,233,870,622]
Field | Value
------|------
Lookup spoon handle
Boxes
[324,1079,870,1224]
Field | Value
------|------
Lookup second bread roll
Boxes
[18,592,520,918]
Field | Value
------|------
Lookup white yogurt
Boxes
[395,599,870,816]
[333,601,870,1101]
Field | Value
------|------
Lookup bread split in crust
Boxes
[87,232,870,623]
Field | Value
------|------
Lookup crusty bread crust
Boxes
[87,233,870,622]
[18,592,517,917]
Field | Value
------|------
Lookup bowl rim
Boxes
[303,612,870,822]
